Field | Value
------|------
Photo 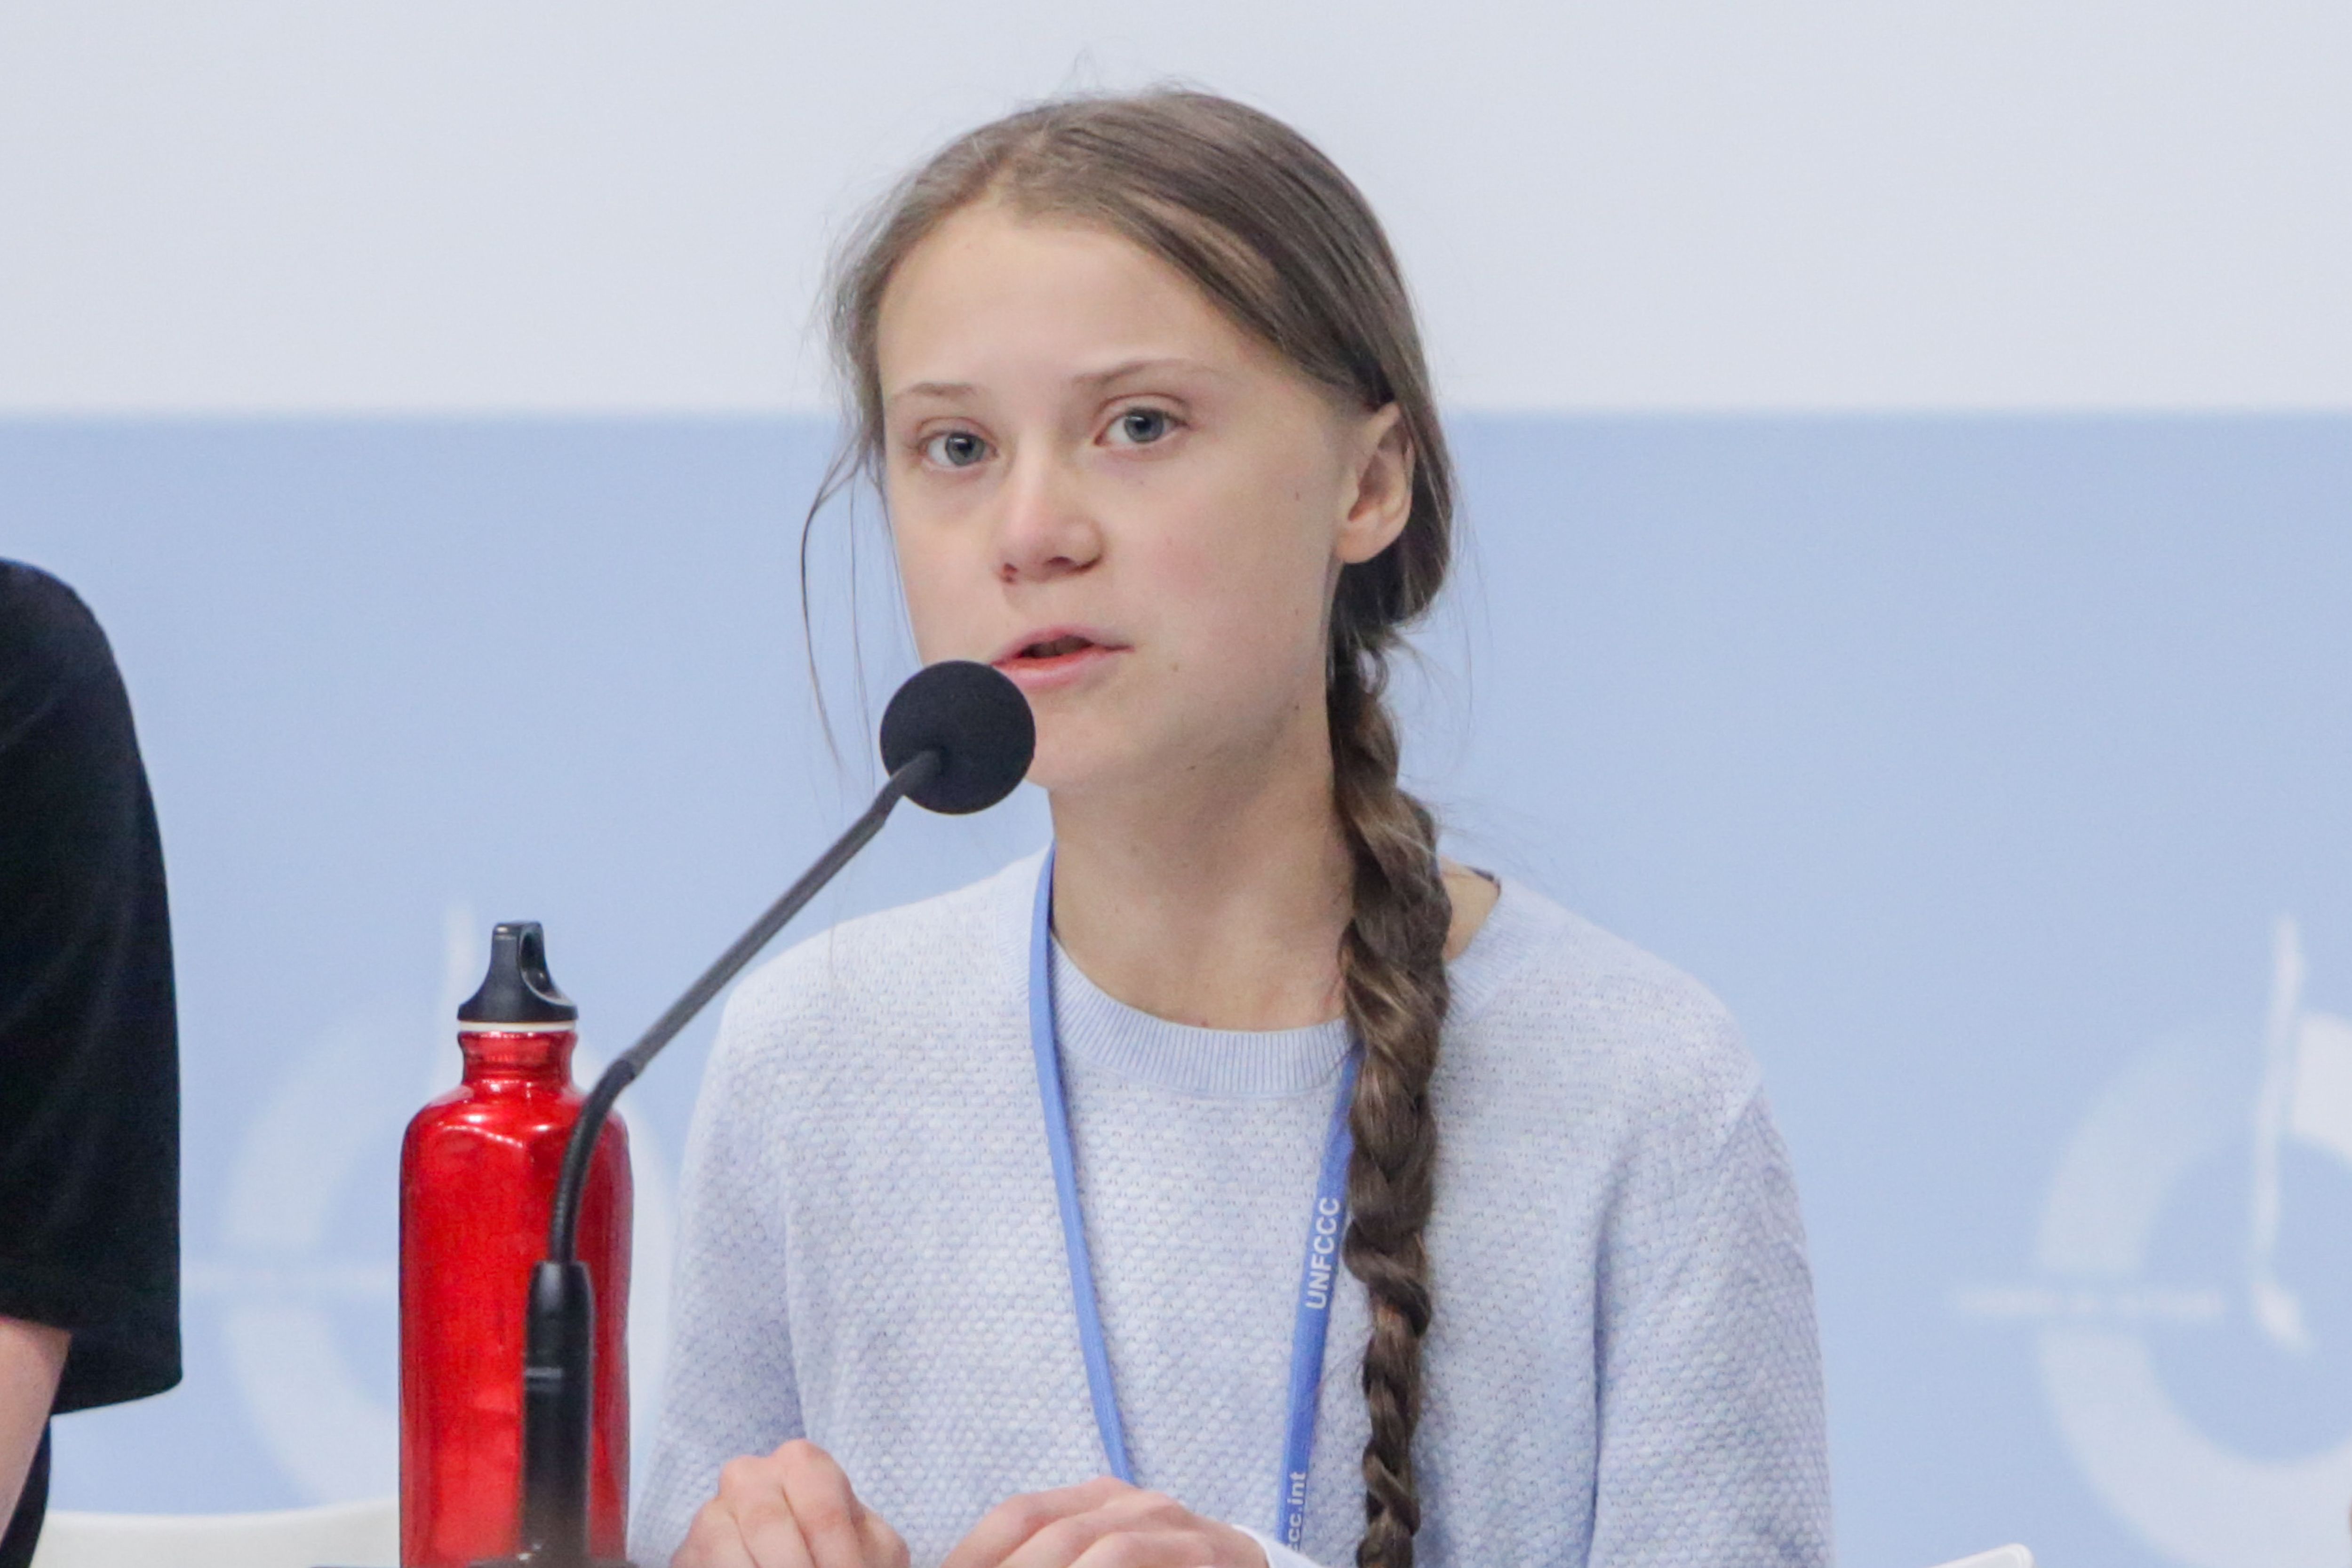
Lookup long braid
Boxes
[1330,625,1451,1568]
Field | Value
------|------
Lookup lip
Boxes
[989,624,1129,693]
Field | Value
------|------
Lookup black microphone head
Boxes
[878,659,1036,814]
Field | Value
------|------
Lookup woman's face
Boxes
[875,201,1412,799]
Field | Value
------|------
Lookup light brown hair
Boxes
[812,88,1456,1568]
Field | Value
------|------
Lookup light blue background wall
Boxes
[7,414,2348,1566]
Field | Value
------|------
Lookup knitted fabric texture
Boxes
[633,851,1831,1568]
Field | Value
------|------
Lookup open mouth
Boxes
[1017,634,1097,661]
[993,629,1124,684]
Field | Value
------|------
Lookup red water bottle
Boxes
[400,922,632,1567]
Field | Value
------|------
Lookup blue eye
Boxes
[925,430,989,468]
[1113,408,1172,445]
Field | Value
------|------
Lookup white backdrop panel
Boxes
[0,1,2346,413]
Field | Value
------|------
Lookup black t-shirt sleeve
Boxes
[0,561,181,1414]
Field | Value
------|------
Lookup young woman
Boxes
[636,91,1829,1568]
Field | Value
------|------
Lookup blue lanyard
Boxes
[1027,849,1358,1550]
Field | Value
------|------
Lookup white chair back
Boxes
[28,1494,398,1568]
[1929,1547,2034,1568]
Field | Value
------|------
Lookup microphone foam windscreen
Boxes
[878,660,1037,814]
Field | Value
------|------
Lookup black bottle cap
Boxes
[457,921,579,1025]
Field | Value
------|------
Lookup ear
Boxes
[1334,402,1415,566]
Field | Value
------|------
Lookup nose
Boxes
[993,448,1101,585]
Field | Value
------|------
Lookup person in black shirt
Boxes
[0,562,182,1568]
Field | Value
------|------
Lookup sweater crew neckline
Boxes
[1043,873,1528,1099]
[1047,939,1354,1098]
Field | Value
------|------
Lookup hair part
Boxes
[814,87,1456,1568]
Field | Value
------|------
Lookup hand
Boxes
[674,1438,909,1568]
[941,1476,1270,1568]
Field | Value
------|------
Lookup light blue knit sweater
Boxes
[633,851,1831,1568]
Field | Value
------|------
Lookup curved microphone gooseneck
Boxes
[500,659,1036,1568]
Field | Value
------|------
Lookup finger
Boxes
[774,1441,871,1568]
[860,1507,911,1568]
[994,1506,1131,1568]
[676,1499,762,1568]
[941,1477,1135,1568]
[721,1456,817,1568]
[1068,1528,1217,1568]
[734,1492,818,1568]
[999,1487,1198,1568]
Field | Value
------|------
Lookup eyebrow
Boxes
[885,356,1227,408]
